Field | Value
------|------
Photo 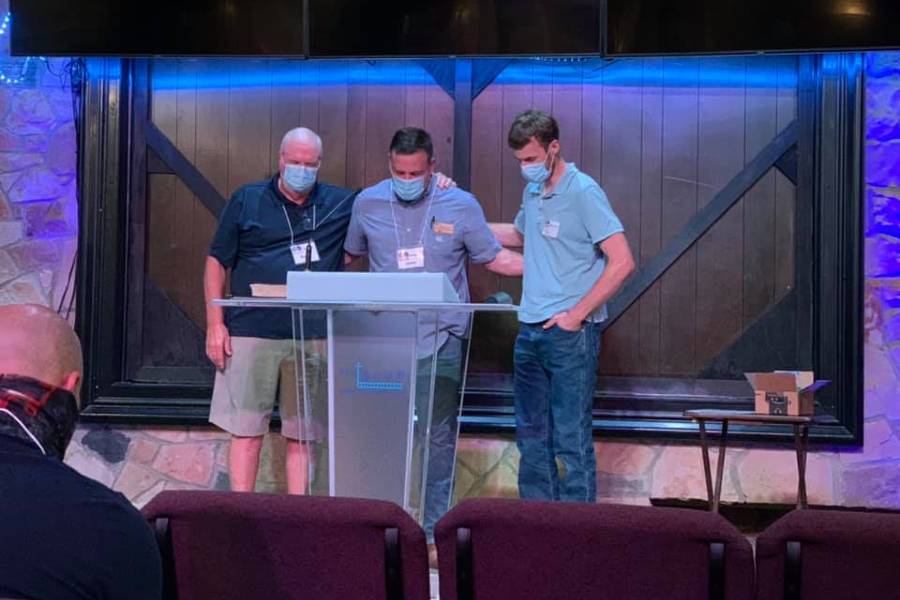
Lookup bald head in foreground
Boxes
[0,303,162,600]
[0,303,82,402]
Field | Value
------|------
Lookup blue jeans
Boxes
[416,335,466,542]
[514,322,601,502]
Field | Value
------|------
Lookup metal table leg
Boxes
[713,420,729,513]
[698,420,714,510]
[795,423,810,509]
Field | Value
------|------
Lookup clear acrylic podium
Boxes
[216,272,516,526]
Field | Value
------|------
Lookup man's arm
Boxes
[489,223,524,248]
[544,233,636,331]
[344,252,362,266]
[204,256,232,371]
[484,248,523,277]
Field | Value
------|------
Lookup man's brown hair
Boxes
[507,109,560,151]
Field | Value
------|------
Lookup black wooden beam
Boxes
[472,59,511,99]
[421,58,512,189]
[775,145,798,185]
[418,59,456,97]
[125,60,151,388]
[603,119,801,330]
[453,59,474,190]
[145,120,227,218]
[147,147,174,174]
[419,57,510,101]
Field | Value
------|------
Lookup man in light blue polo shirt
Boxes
[345,127,522,550]
[491,109,635,503]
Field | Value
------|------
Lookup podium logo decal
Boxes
[354,362,405,392]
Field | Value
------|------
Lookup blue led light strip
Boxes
[1,12,39,85]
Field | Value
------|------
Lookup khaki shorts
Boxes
[209,337,326,441]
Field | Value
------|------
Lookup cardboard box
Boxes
[744,371,830,416]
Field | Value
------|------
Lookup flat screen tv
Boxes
[11,0,305,56]
[308,0,602,57]
[606,0,900,55]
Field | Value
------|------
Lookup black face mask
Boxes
[0,374,79,459]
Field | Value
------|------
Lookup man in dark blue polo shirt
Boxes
[205,127,356,494]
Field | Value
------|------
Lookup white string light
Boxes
[0,13,39,86]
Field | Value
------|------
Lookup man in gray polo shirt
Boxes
[345,127,522,549]
[492,109,635,503]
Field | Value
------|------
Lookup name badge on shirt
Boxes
[432,221,455,235]
[542,220,561,239]
[397,246,425,270]
[290,240,321,266]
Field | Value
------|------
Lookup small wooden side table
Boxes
[684,409,823,513]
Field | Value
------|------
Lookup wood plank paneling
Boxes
[659,58,700,376]
[364,62,404,185]
[774,56,798,298]
[637,58,664,375]
[173,60,202,326]
[469,81,504,304]
[695,56,746,369]
[551,63,583,178]
[318,62,349,188]
[581,62,604,192]
[191,60,226,329]
[498,65,533,303]
[425,81,455,178]
[146,59,178,329]
[195,60,231,198]
[532,62,553,116]
[139,56,801,381]
[227,59,273,195]
[405,63,427,131]
[599,59,643,375]
[269,60,302,174]
[299,61,320,135]
[743,57,779,327]
[345,63,368,190]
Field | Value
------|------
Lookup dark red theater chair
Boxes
[435,498,754,600]
[756,508,900,600]
[142,491,430,600]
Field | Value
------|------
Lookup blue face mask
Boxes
[282,164,318,193]
[520,149,557,184]
[392,175,427,202]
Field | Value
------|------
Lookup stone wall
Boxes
[0,29,78,315]
[51,51,900,509]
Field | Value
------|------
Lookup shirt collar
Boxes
[0,431,44,456]
[527,163,580,198]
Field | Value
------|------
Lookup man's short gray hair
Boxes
[280,127,323,156]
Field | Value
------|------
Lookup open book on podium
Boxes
[218,271,515,525]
